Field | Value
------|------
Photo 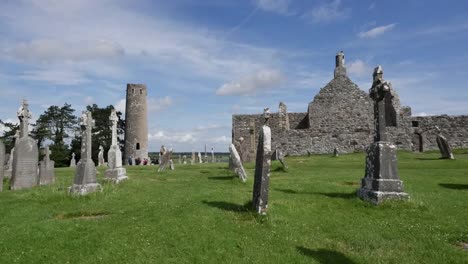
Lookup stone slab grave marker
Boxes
[38,146,55,185]
[69,110,101,195]
[229,144,247,182]
[275,148,288,170]
[98,145,105,166]
[0,140,5,192]
[211,148,215,163]
[70,152,77,167]
[158,147,173,172]
[252,108,272,215]
[169,160,174,170]
[358,66,409,204]
[105,109,128,183]
[198,152,202,163]
[4,130,19,179]
[182,155,187,164]
[333,147,339,157]
[435,126,455,159]
[178,154,182,164]
[10,100,39,190]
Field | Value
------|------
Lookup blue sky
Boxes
[0,0,467,152]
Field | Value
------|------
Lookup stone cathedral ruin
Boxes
[232,52,468,161]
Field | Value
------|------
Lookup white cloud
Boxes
[195,124,229,131]
[358,23,396,38]
[414,112,428,117]
[417,23,468,35]
[209,136,231,144]
[216,69,284,96]
[115,99,126,114]
[84,96,94,105]
[302,0,350,23]
[348,60,371,77]
[148,130,196,144]
[19,68,90,85]
[255,0,293,15]
[148,96,173,112]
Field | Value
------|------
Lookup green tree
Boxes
[32,103,77,146]
[0,120,19,153]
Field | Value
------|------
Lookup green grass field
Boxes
[0,150,467,263]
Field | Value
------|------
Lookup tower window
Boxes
[132,88,135,94]
[136,143,140,150]
[140,89,143,95]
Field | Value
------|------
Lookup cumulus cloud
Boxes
[115,99,126,114]
[302,0,350,23]
[216,69,284,96]
[347,60,371,77]
[195,124,229,131]
[148,130,196,144]
[255,0,293,15]
[19,68,90,86]
[148,96,173,112]
[358,23,396,38]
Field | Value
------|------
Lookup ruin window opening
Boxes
[412,121,419,127]
[132,88,135,94]
[136,143,140,150]
[140,89,142,95]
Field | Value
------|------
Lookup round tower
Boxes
[124,84,148,165]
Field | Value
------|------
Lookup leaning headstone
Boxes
[435,126,455,159]
[229,144,247,182]
[10,100,39,190]
[276,149,288,170]
[198,152,202,163]
[0,140,5,192]
[69,110,101,195]
[169,160,174,170]
[333,147,339,157]
[38,146,55,185]
[252,108,272,215]
[70,152,77,167]
[358,66,409,204]
[158,148,172,172]
[98,145,105,166]
[105,109,128,183]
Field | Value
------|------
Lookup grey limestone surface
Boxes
[38,146,55,185]
[229,143,247,182]
[252,125,272,215]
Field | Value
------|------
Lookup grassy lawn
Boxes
[0,150,467,263]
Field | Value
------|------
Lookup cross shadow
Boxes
[207,176,237,180]
[439,183,468,190]
[296,247,356,264]
[314,192,356,199]
[202,200,251,213]
[274,188,315,195]
[415,158,442,160]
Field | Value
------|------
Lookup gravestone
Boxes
[169,160,174,170]
[191,150,195,165]
[333,147,339,157]
[38,146,55,185]
[358,66,409,204]
[158,148,173,172]
[229,144,247,182]
[178,154,182,164]
[435,126,455,159]
[182,155,187,164]
[10,100,39,190]
[70,152,77,167]
[0,140,5,192]
[98,145,105,166]
[198,152,202,163]
[105,109,128,183]
[252,108,272,215]
[69,110,101,195]
[211,148,215,163]
[276,148,288,170]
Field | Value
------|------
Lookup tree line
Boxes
[0,103,125,167]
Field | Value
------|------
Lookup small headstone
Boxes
[10,100,39,190]
[169,160,174,170]
[0,140,5,192]
[358,66,409,204]
[229,144,247,182]
[69,110,101,195]
[105,109,128,183]
[252,108,272,215]
[182,155,187,164]
[333,147,339,157]
[98,145,105,166]
[178,154,182,164]
[435,126,455,159]
[276,149,288,170]
[158,148,173,172]
[4,146,14,179]
[211,148,215,163]
[70,152,77,167]
[198,152,202,163]
[38,146,55,185]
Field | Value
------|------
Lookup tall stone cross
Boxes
[17,99,31,138]
[45,146,51,161]
[110,109,118,146]
[80,111,95,161]
[369,65,393,142]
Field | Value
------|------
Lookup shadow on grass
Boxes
[275,188,314,195]
[273,167,287,172]
[207,176,237,180]
[275,188,356,199]
[439,183,468,190]
[296,247,356,264]
[414,157,443,160]
[202,200,252,213]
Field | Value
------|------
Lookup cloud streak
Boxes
[358,23,396,38]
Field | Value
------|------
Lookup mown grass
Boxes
[0,150,467,263]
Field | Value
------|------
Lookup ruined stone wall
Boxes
[411,115,468,151]
[123,84,149,164]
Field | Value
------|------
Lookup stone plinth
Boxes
[252,125,271,215]
[358,142,409,204]
[105,168,128,184]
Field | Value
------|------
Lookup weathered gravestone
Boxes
[169,160,174,170]
[70,152,77,167]
[105,109,128,183]
[435,126,455,159]
[38,146,55,185]
[333,147,339,157]
[358,66,409,204]
[182,155,187,164]
[0,140,5,192]
[178,154,182,164]
[252,108,272,215]
[69,111,101,195]
[211,148,215,163]
[10,100,39,190]
[198,152,202,163]
[98,145,105,166]
[4,130,19,179]
[229,144,247,182]
[276,148,288,170]
[158,148,173,172]
[191,150,195,165]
